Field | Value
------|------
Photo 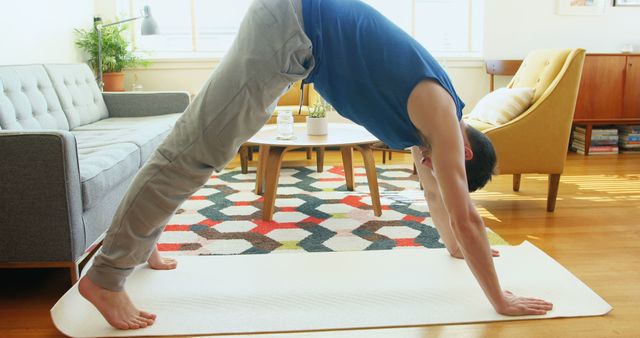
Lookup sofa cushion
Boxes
[0,65,69,130]
[76,141,140,210]
[44,64,108,129]
[72,113,180,165]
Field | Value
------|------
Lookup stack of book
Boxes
[571,126,619,155]
[618,125,640,154]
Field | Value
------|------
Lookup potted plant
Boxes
[307,100,330,136]
[74,21,149,91]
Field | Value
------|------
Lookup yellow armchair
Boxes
[465,48,586,211]
[267,81,321,123]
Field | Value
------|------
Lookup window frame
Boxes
[122,0,484,60]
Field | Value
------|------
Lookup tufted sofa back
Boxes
[44,64,108,129]
[0,63,109,131]
[508,49,573,102]
[0,65,70,130]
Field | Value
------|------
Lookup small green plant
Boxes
[74,21,149,73]
[310,100,329,118]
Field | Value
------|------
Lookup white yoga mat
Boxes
[51,242,611,337]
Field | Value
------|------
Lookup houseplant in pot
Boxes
[74,21,149,91]
[307,100,330,136]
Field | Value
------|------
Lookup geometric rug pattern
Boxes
[158,165,507,255]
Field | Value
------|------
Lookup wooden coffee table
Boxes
[247,123,381,221]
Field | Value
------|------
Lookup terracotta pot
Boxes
[307,117,328,135]
[103,72,125,92]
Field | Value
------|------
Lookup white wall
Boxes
[485,0,640,59]
[0,0,95,65]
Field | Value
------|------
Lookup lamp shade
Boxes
[141,6,158,35]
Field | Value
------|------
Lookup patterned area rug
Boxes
[158,165,507,255]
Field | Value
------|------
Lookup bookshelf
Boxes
[573,54,640,155]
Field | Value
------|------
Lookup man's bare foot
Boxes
[78,276,155,330]
[147,248,178,270]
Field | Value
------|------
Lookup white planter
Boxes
[307,117,328,135]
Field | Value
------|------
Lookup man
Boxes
[79,0,552,330]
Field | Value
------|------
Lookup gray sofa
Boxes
[0,63,190,283]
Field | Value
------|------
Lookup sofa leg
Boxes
[513,174,521,192]
[547,174,561,212]
[382,151,386,164]
[240,146,249,174]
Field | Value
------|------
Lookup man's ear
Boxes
[459,120,474,161]
[464,144,474,161]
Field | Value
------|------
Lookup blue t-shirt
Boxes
[302,0,465,149]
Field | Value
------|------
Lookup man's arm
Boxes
[411,147,499,259]
[407,80,552,315]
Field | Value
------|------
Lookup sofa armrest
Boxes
[103,91,191,118]
[0,130,85,263]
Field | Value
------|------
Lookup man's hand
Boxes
[496,291,553,316]
[449,246,500,259]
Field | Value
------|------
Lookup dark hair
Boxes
[464,126,497,192]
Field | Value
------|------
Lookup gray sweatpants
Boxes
[87,0,313,291]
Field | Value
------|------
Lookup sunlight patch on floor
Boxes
[470,190,548,201]
[527,174,640,202]
[475,205,501,222]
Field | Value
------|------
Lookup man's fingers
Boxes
[525,303,553,310]
[522,298,553,305]
[527,309,548,315]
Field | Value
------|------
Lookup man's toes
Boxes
[140,311,156,320]
[113,320,130,330]
[137,314,154,325]
[133,319,148,328]
[126,320,140,329]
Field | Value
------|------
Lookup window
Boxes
[118,0,483,58]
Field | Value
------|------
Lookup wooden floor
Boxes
[2,151,639,338]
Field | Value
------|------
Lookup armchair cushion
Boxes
[466,87,535,126]
[509,49,573,102]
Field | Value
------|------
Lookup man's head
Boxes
[418,122,497,192]
[463,125,497,192]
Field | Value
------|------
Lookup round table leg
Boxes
[356,144,382,217]
[316,147,325,172]
[340,146,355,191]
[255,145,270,195]
[262,146,288,221]
[239,146,249,174]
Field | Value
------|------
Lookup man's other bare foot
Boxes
[78,276,155,330]
[147,248,178,270]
